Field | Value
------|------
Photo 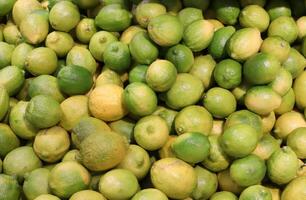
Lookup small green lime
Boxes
[268,16,298,44]
[210,191,237,200]
[135,3,167,28]
[0,41,14,68]
[76,18,97,44]
[239,5,270,32]
[132,189,168,200]
[45,31,74,57]
[274,88,295,115]
[266,0,291,21]
[268,67,292,96]
[214,59,242,89]
[283,48,306,79]
[128,64,148,83]
[0,174,20,200]
[165,44,194,73]
[0,123,20,158]
[287,127,306,159]
[239,185,272,200]
[212,0,240,25]
[252,134,281,160]
[178,7,203,29]
[0,86,9,121]
[260,36,290,63]
[0,65,25,96]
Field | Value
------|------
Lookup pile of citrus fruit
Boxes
[0,0,306,200]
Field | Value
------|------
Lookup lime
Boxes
[0,86,9,121]
[294,71,306,109]
[129,32,158,65]
[281,176,306,200]
[214,59,242,89]
[135,3,166,28]
[76,18,97,44]
[239,185,272,200]
[148,14,183,46]
[95,4,132,32]
[210,191,238,200]
[29,75,65,103]
[243,53,281,85]
[3,146,42,182]
[128,64,148,83]
[239,5,269,32]
[260,36,290,63]
[261,112,276,134]
[150,158,197,199]
[244,86,282,116]
[165,44,194,73]
[132,188,168,200]
[208,26,236,59]
[0,42,14,67]
[189,55,216,89]
[264,186,281,200]
[287,127,306,159]
[158,135,177,159]
[269,68,292,96]
[45,31,74,57]
[23,168,50,200]
[227,28,262,61]
[183,20,214,52]
[192,166,218,200]
[267,146,299,185]
[34,194,60,200]
[70,190,106,200]
[146,59,177,92]
[80,131,127,171]
[62,149,81,163]
[3,21,23,45]
[96,67,123,87]
[11,43,34,69]
[274,111,306,139]
[274,88,295,115]
[0,0,16,17]
[207,19,225,31]
[117,144,150,179]
[174,105,213,135]
[178,7,203,29]
[220,124,259,158]
[134,115,169,151]
[0,123,20,158]
[12,0,43,26]
[153,106,178,133]
[109,118,135,143]
[0,66,24,96]
[49,1,80,32]
[16,78,32,101]
[203,87,237,119]
[217,169,245,195]
[0,174,20,200]
[123,82,157,117]
[99,169,139,200]
[120,25,146,45]
[230,154,266,187]
[268,16,298,44]
[297,16,306,40]
[283,48,306,79]
[166,73,204,110]
[266,0,291,21]
[49,161,90,199]
[212,0,240,25]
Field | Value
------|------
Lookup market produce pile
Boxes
[0,0,306,199]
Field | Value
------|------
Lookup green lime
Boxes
[135,3,166,28]
[165,44,194,73]
[109,118,135,143]
[210,191,238,200]
[11,43,34,69]
[172,132,210,163]
[0,123,20,158]
[261,112,276,134]
[283,48,306,79]
[123,82,157,117]
[34,194,60,200]
[29,75,65,102]
[260,36,290,63]
[281,176,306,200]
[120,25,146,45]
[166,73,204,110]
[12,0,43,26]
[274,111,306,139]
[76,18,97,44]
[134,115,169,151]
[0,86,9,121]
[95,4,132,32]
[239,5,269,32]
[183,20,214,52]
[274,88,295,115]
[103,41,131,73]
[208,26,236,59]
[214,59,242,89]
[268,16,298,44]
[148,14,183,47]
[297,16,306,40]
[178,7,204,29]
[266,0,291,21]
[70,190,106,200]
[192,166,218,200]
[269,67,292,96]
[151,158,197,199]
[23,168,50,200]
[80,131,127,171]
[45,31,74,57]
[217,169,245,195]
[129,32,159,65]
[227,28,262,61]
[96,67,123,87]
[212,0,240,25]
[267,146,299,185]
[49,161,90,199]
[220,124,259,158]
[174,105,213,135]
[2,21,23,45]
[189,55,216,89]
[49,1,80,32]
[3,146,42,182]
[203,87,237,119]
[9,101,38,140]
[287,127,306,159]
[146,59,177,92]
[294,71,306,109]
[243,52,281,85]
[0,174,20,200]
[25,95,62,129]
[153,106,178,134]
[2,97,17,124]
[244,86,282,116]
[0,0,16,17]
[66,46,97,74]
[230,154,266,187]
[62,149,81,163]
[128,64,148,83]
[117,144,150,179]
[99,169,139,200]
[239,185,272,200]
[60,95,89,131]
[132,188,168,200]
[0,66,25,96]
[0,42,14,69]
[16,78,33,101]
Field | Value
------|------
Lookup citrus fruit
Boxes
[274,88,295,115]
[178,7,203,29]
[239,5,269,32]
[128,64,148,83]
[269,68,292,96]
[210,191,238,200]
[0,65,25,96]
[34,194,60,200]
[70,190,106,200]
[96,67,123,87]
[0,0,16,17]
[0,86,9,121]
[293,71,306,110]
[153,106,178,133]
[12,0,43,26]
[297,16,306,40]
[0,174,20,200]
[286,127,306,159]
[261,112,276,134]
[120,25,146,45]
[0,42,14,69]
[158,135,177,159]
[239,185,272,200]
[2,21,23,45]
[165,44,194,73]
[214,59,242,89]
[252,134,281,160]
[76,18,97,44]
[260,36,290,63]
[268,16,298,44]
[62,149,81,163]
[266,0,291,21]
[45,31,74,57]
[150,158,197,199]
[0,123,20,158]
[11,43,34,69]
[109,118,135,143]
[281,176,306,200]
[283,48,306,79]
[132,188,168,200]
[217,169,245,195]
[212,0,240,25]
[135,3,166,28]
